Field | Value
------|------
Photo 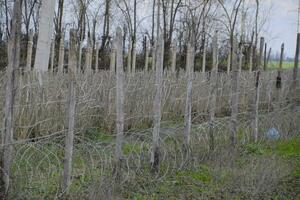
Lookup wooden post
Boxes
[95,41,100,73]
[85,39,92,74]
[202,40,207,73]
[50,39,55,72]
[249,45,253,72]
[227,48,231,74]
[114,27,125,177]
[151,45,156,71]
[144,41,150,71]
[277,43,284,89]
[58,32,65,74]
[77,42,83,73]
[209,31,218,151]
[263,43,267,70]
[293,33,300,89]
[230,37,240,147]
[127,41,132,73]
[2,0,22,196]
[132,43,137,73]
[26,30,34,71]
[258,37,265,70]
[252,71,260,143]
[110,40,116,74]
[239,3,246,72]
[151,35,164,172]
[184,42,195,147]
[266,48,272,68]
[63,29,77,193]
[171,43,177,73]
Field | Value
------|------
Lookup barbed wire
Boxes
[0,68,299,198]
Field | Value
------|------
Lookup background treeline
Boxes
[0,0,271,72]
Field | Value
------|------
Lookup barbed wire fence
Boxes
[0,27,299,199]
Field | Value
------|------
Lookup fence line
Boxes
[0,28,299,198]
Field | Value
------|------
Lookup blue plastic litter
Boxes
[266,128,280,140]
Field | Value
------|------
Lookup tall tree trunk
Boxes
[34,0,56,72]
[171,43,176,73]
[102,0,111,49]
[110,40,116,74]
[58,32,65,73]
[26,30,34,71]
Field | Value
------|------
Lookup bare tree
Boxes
[217,0,243,72]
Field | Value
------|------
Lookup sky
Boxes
[265,0,299,57]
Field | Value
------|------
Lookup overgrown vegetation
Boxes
[8,109,300,199]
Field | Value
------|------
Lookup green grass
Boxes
[268,61,294,70]
[9,128,300,199]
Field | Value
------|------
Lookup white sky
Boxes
[265,0,299,57]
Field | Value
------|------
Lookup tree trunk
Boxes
[144,40,150,71]
[171,43,176,73]
[202,39,207,73]
[50,40,55,72]
[249,45,253,72]
[26,30,34,72]
[95,41,100,72]
[132,43,136,73]
[34,0,56,72]
[58,32,65,74]
[110,41,116,74]
[85,40,92,74]
[127,42,132,73]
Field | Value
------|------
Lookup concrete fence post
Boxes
[151,35,164,173]
[183,42,195,147]
[209,31,218,151]
[230,37,240,147]
[2,0,22,196]
[252,71,260,143]
[110,40,116,74]
[114,27,125,178]
[62,29,77,193]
